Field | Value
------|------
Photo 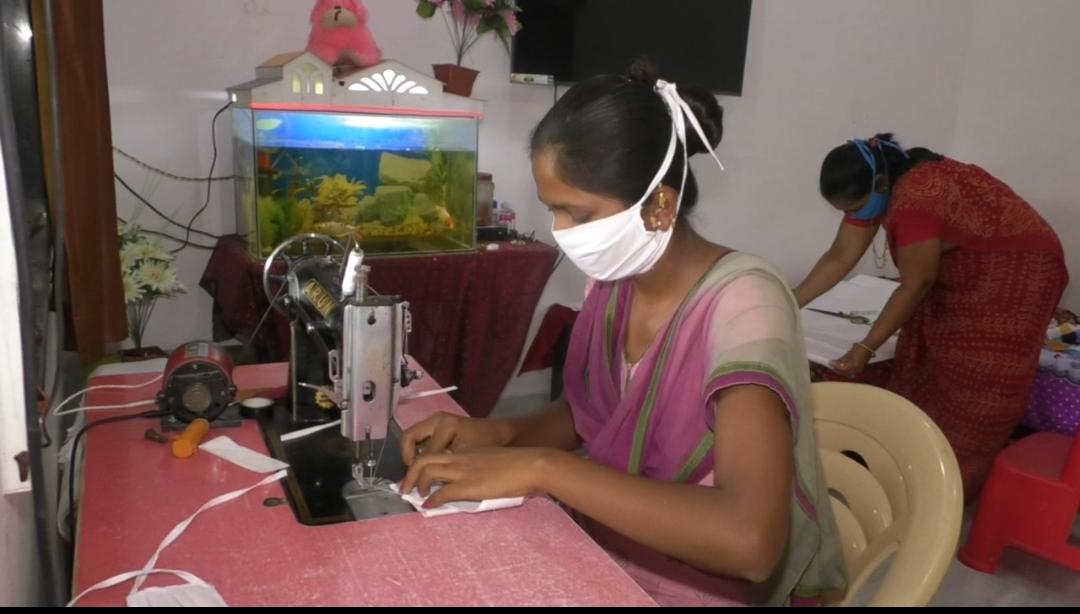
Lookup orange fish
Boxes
[436,206,454,230]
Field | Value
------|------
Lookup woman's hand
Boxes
[830,343,873,378]
[400,412,513,466]
[398,448,551,509]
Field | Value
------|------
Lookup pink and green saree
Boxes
[564,253,847,606]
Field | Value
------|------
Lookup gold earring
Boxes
[658,192,666,210]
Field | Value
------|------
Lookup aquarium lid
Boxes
[228,53,484,118]
[249,102,481,119]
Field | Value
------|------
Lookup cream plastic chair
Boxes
[812,382,963,606]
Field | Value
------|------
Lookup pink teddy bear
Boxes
[306,0,381,69]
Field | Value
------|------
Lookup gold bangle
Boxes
[853,342,877,358]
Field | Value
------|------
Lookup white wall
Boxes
[103,0,1076,400]
[106,0,313,351]
[0,97,31,495]
[0,116,40,606]
[949,0,1080,308]
[694,0,976,283]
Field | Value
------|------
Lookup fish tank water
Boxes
[228,56,483,258]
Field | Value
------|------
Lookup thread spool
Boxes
[239,396,274,419]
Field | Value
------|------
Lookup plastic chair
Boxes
[812,382,964,606]
[958,428,1080,573]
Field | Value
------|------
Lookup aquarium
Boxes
[229,55,482,257]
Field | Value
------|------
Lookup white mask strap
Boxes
[632,80,725,217]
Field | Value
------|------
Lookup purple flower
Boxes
[419,0,521,65]
[451,0,481,26]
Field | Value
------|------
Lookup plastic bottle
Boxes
[496,202,516,230]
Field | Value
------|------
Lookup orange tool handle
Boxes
[171,418,210,458]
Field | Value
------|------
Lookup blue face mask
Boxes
[846,138,908,221]
[850,190,890,221]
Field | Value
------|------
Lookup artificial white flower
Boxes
[135,261,179,295]
[132,239,172,262]
[122,275,144,303]
[119,243,141,271]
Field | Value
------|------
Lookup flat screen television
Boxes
[510,0,752,95]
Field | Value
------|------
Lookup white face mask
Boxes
[550,80,725,281]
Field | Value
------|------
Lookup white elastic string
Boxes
[129,469,288,595]
[67,569,212,607]
[638,113,680,209]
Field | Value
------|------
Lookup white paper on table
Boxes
[802,276,900,365]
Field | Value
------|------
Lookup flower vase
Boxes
[432,64,479,97]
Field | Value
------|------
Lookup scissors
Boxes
[806,308,872,325]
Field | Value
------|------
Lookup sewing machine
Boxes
[261,234,421,522]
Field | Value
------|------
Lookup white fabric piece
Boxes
[400,385,457,401]
[389,483,525,518]
[280,419,341,442]
[127,580,229,607]
[200,436,290,474]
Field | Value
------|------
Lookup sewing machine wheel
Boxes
[262,233,346,315]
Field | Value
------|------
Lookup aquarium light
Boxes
[250,102,482,120]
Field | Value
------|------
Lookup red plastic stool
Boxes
[958,430,1080,573]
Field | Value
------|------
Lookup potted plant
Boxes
[118,223,187,358]
[416,0,522,97]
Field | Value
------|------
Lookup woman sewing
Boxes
[793,133,1068,498]
[398,63,847,606]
